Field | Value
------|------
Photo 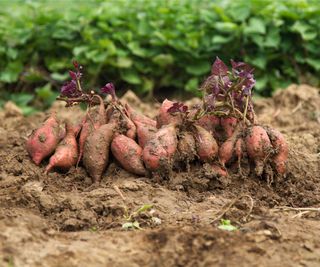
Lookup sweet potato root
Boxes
[26,114,63,165]
[177,131,196,164]
[111,134,146,176]
[125,103,156,128]
[143,123,178,172]
[245,125,272,176]
[136,121,157,148]
[221,116,238,138]
[156,99,182,128]
[195,114,220,134]
[265,127,289,175]
[193,125,218,163]
[45,123,78,174]
[83,122,116,183]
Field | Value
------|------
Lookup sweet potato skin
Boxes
[26,115,62,165]
[265,127,289,175]
[125,103,156,128]
[221,117,238,138]
[195,114,220,134]
[143,124,178,171]
[82,123,116,183]
[193,125,218,163]
[45,123,78,174]
[177,131,196,162]
[136,121,157,148]
[246,126,272,176]
[156,99,182,128]
[111,134,146,176]
[218,138,235,167]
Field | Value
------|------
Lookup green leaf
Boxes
[291,21,317,41]
[218,219,238,231]
[11,93,34,106]
[264,27,280,48]
[185,77,199,93]
[228,2,251,22]
[51,72,69,82]
[244,17,266,35]
[73,46,89,56]
[135,204,153,214]
[212,35,232,45]
[120,69,141,84]
[0,61,23,83]
[186,60,210,76]
[152,54,174,67]
[127,42,148,57]
[214,22,238,33]
[115,57,133,68]
[306,58,320,71]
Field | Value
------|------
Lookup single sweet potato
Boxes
[82,122,116,183]
[208,163,228,177]
[265,127,289,175]
[45,123,78,174]
[177,131,196,163]
[221,117,238,138]
[136,121,157,148]
[26,114,63,165]
[156,99,182,128]
[125,103,157,128]
[124,116,136,140]
[143,123,178,172]
[111,134,146,176]
[245,125,272,176]
[193,125,218,163]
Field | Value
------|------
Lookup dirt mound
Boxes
[0,84,320,267]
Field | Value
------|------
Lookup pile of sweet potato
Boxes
[26,59,289,184]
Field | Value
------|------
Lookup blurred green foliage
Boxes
[0,0,320,113]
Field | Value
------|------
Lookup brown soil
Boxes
[0,84,320,267]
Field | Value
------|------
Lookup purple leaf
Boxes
[73,60,79,69]
[211,57,228,76]
[167,102,188,113]
[61,80,81,97]
[101,82,116,99]
[69,70,77,80]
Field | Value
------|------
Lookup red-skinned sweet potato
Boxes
[177,131,196,163]
[245,125,272,176]
[195,114,220,134]
[111,134,146,176]
[265,127,289,175]
[45,123,78,174]
[156,99,182,128]
[125,103,157,128]
[26,114,63,165]
[136,121,157,148]
[143,123,178,172]
[193,125,218,163]
[83,122,116,183]
[221,117,238,139]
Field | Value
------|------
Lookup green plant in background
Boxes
[0,0,320,114]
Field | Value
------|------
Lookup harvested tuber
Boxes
[45,123,78,174]
[177,131,196,166]
[265,127,289,176]
[195,114,220,134]
[136,121,157,148]
[193,125,218,163]
[82,122,116,183]
[26,114,63,165]
[221,117,238,139]
[245,125,272,176]
[125,103,157,128]
[143,123,178,172]
[156,99,182,128]
[111,134,146,176]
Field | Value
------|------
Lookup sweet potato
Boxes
[177,131,196,163]
[195,114,220,134]
[77,97,107,166]
[193,125,218,163]
[136,121,157,148]
[111,134,146,176]
[143,123,178,172]
[123,116,136,140]
[26,114,63,165]
[265,127,289,175]
[125,103,157,128]
[221,117,238,138]
[156,99,182,128]
[82,122,116,183]
[245,126,272,176]
[45,123,78,174]
[208,163,228,177]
